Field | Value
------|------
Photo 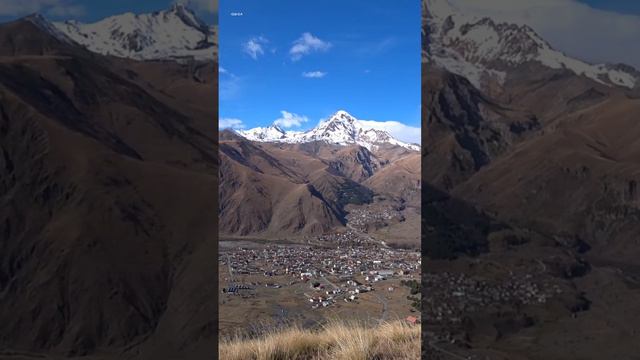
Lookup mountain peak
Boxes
[237,110,419,151]
[322,110,357,128]
[24,13,49,30]
[24,13,74,44]
[268,123,285,133]
[170,2,188,11]
[237,124,287,141]
[167,2,195,19]
[169,2,196,15]
[52,5,215,61]
[425,0,459,19]
[333,109,352,117]
[328,110,357,123]
[168,2,207,31]
[24,13,46,22]
[425,2,638,89]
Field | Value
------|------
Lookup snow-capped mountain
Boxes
[425,0,639,89]
[237,124,292,141]
[237,110,420,151]
[53,4,216,61]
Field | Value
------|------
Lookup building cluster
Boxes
[307,280,375,309]
[423,272,562,324]
[312,230,363,245]
[220,245,420,281]
[220,206,421,311]
[346,207,403,230]
[220,242,421,310]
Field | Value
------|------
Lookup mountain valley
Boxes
[218,109,422,336]
[220,111,421,243]
[422,1,640,359]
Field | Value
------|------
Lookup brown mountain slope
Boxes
[424,60,640,262]
[423,68,540,191]
[324,145,383,183]
[423,58,640,360]
[0,18,217,359]
[454,91,640,262]
[365,153,421,204]
[361,153,421,248]
[0,16,79,56]
[218,131,421,250]
[218,133,379,238]
[260,142,383,183]
[422,1,640,356]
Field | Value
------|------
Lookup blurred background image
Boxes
[0,0,217,358]
[422,0,640,358]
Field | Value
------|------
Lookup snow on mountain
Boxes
[238,124,292,142]
[237,110,420,152]
[52,4,215,61]
[425,0,638,89]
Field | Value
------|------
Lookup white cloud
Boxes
[174,0,218,14]
[302,71,327,78]
[290,33,332,61]
[242,36,269,60]
[448,0,640,69]
[220,118,244,129]
[0,0,84,17]
[219,66,227,74]
[358,120,421,144]
[274,111,309,128]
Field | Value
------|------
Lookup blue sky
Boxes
[580,0,640,15]
[219,0,421,143]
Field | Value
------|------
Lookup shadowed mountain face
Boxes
[423,68,539,191]
[424,63,640,263]
[0,15,218,359]
[422,1,640,358]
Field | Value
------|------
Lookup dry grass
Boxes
[219,320,420,360]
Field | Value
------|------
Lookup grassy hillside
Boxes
[219,320,420,360]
